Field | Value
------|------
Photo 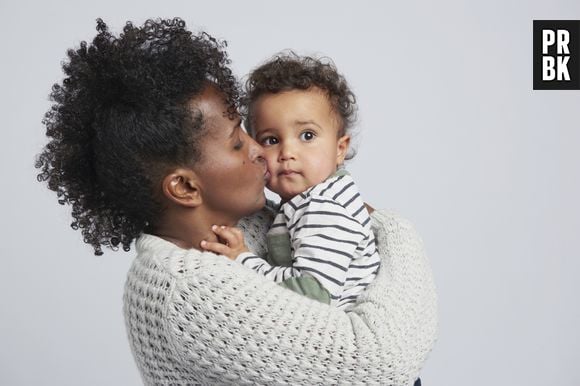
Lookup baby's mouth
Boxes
[279,169,299,176]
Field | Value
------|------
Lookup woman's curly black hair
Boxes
[243,52,357,147]
[35,18,240,255]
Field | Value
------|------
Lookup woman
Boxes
[36,18,437,385]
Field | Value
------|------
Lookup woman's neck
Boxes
[151,207,237,250]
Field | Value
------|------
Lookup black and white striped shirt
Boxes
[237,172,380,310]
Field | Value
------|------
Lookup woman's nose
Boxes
[247,134,265,162]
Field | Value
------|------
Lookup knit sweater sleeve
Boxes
[124,209,438,385]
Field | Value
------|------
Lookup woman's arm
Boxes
[161,209,437,385]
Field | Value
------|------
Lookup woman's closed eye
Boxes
[233,125,244,150]
[233,140,244,150]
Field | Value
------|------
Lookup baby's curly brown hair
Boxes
[243,52,357,145]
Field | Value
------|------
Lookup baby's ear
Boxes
[336,135,351,165]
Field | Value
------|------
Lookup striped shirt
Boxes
[236,171,380,310]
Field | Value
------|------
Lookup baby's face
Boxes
[252,87,349,201]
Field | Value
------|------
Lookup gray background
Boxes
[1,0,579,385]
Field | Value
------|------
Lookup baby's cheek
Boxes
[309,158,336,179]
[265,175,279,192]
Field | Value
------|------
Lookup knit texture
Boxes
[123,208,438,385]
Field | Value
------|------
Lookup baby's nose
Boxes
[279,143,296,160]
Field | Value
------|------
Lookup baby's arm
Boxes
[202,225,308,281]
[202,225,332,303]
[203,194,370,304]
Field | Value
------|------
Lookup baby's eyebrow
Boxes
[294,120,323,130]
[255,127,275,136]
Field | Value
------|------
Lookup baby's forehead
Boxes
[254,86,332,106]
[251,88,342,131]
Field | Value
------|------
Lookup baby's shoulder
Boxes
[308,173,356,198]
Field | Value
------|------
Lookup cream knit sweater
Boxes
[123,208,438,385]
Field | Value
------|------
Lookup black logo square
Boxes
[533,20,580,90]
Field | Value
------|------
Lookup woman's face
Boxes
[191,85,268,222]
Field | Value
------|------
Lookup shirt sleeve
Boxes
[278,276,331,304]
[285,195,366,302]
[237,195,366,301]
[235,251,303,282]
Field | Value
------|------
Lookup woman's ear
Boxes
[336,135,351,165]
[161,168,203,208]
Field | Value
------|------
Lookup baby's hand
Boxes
[200,225,249,260]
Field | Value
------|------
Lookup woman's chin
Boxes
[246,192,267,215]
[256,191,267,208]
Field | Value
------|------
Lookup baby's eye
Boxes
[260,136,279,146]
[299,131,316,142]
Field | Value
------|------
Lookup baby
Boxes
[202,53,380,310]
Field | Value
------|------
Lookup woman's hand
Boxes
[200,225,250,260]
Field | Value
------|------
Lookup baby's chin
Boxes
[267,184,303,202]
